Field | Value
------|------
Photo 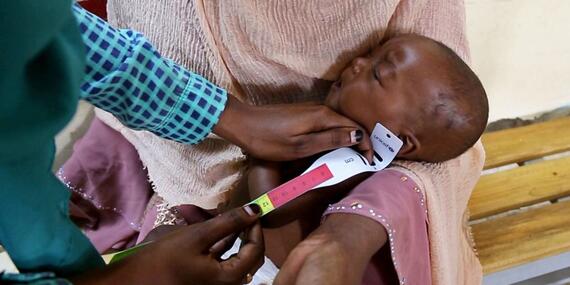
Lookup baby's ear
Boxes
[397,130,421,160]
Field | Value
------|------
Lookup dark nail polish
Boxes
[354,130,363,142]
[244,204,262,216]
[250,203,262,214]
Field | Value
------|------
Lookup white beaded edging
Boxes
[57,168,143,231]
[324,175,426,285]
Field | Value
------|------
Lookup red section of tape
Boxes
[267,164,333,208]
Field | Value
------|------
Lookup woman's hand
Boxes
[214,96,373,161]
[72,205,264,285]
[274,213,387,285]
[274,232,351,285]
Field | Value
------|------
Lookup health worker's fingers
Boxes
[198,204,261,247]
[220,222,265,280]
[209,233,239,257]
[308,106,363,131]
[354,130,374,163]
[292,127,363,158]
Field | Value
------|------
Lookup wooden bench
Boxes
[468,116,570,280]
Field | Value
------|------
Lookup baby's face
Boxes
[325,35,449,141]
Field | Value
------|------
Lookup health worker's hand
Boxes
[72,205,264,285]
[214,96,373,162]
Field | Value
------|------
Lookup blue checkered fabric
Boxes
[73,4,227,144]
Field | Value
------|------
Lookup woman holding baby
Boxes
[2,0,485,284]
[94,0,484,284]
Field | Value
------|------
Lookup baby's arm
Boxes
[244,157,371,227]
[244,158,329,227]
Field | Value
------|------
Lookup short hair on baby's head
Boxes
[417,37,489,162]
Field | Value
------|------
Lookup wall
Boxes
[466,0,570,121]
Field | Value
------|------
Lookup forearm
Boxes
[275,213,388,285]
[317,213,387,281]
[213,95,253,150]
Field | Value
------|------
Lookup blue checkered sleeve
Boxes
[72,4,227,144]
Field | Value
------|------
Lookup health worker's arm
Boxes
[73,3,372,160]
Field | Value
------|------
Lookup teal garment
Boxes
[0,0,105,276]
[1,272,71,285]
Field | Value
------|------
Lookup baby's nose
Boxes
[351,57,368,74]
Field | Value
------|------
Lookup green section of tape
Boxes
[250,194,275,216]
[106,242,151,264]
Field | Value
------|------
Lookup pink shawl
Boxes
[104,1,484,283]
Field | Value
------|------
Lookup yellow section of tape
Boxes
[251,194,275,216]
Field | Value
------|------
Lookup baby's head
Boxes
[325,34,488,162]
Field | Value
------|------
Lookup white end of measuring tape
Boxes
[370,122,404,164]
[302,122,403,189]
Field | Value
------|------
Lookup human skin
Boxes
[246,34,465,233]
[239,35,467,283]
[104,35,470,284]
[325,34,464,162]
[239,159,375,267]
[70,205,265,285]
[214,95,373,162]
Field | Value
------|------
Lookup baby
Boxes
[231,34,489,277]
[324,34,488,163]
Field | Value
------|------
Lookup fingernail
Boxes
[350,130,363,143]
[243,204,261,216]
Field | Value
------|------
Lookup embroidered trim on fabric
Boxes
[57,168,143,231]
[323,175,427,285]
[326,203,408,285]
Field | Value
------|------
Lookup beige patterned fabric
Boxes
[102,0,483,283]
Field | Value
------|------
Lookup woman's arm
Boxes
[275,213,387,285]
[276,170,432,285]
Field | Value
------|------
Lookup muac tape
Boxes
[250,122,403,216]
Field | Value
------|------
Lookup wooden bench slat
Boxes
[472,200,570,274]
[469,156,570,220]
[482,116,570,169]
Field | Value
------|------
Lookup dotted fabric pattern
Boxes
[73,4,227,144]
